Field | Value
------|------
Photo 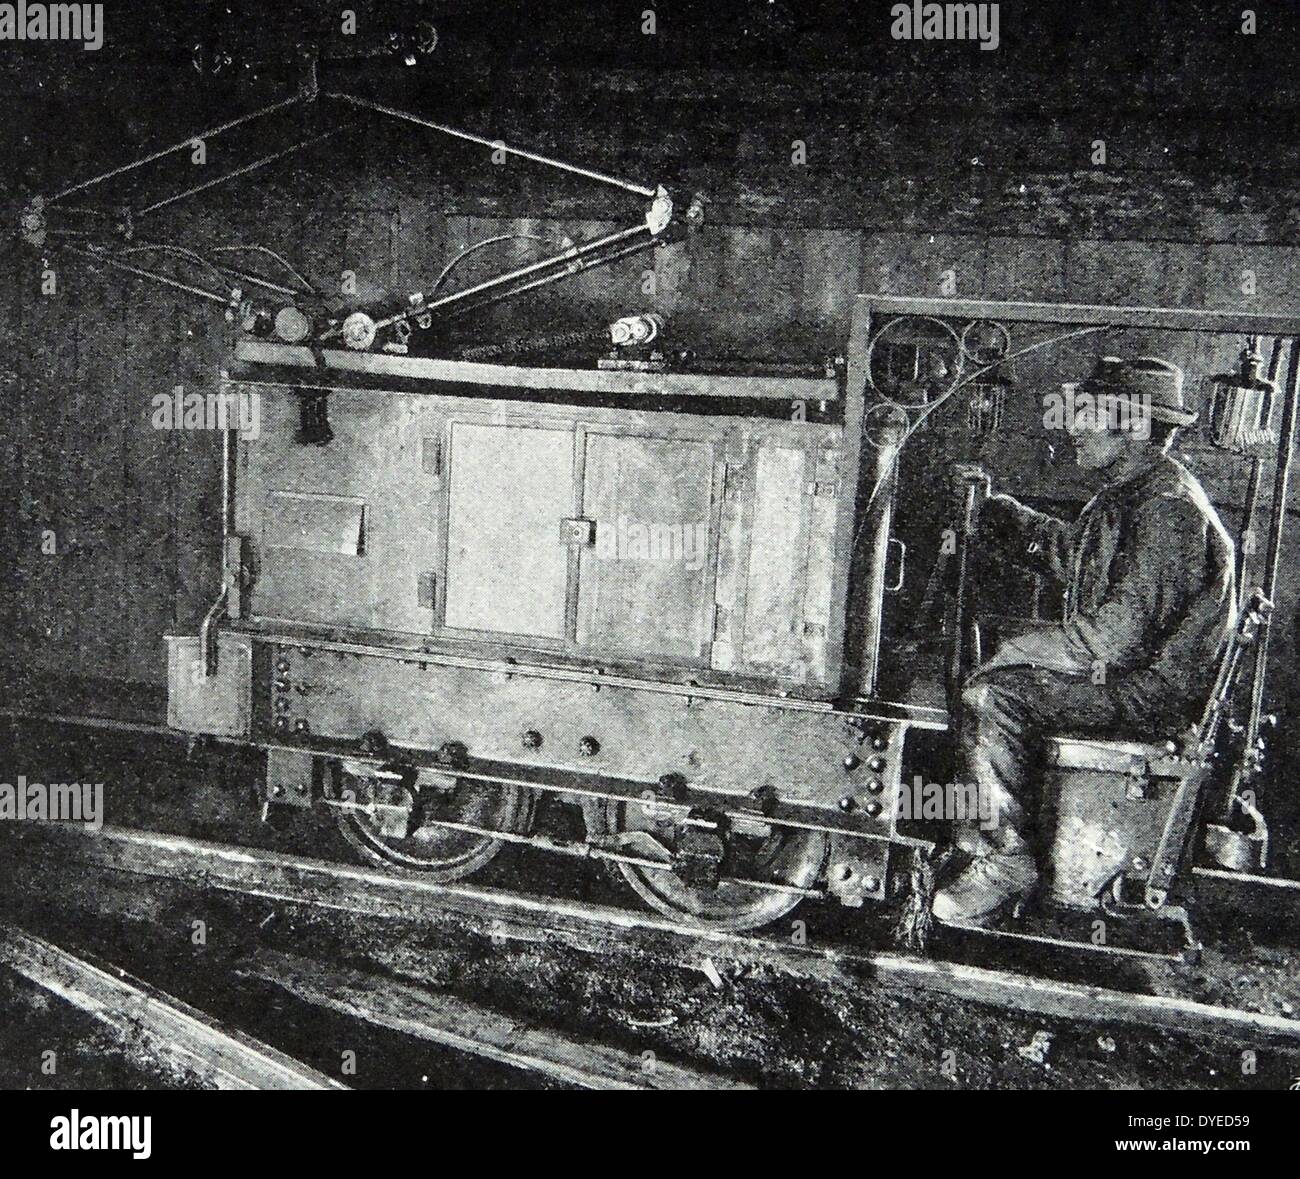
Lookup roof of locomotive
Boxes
[230,338,841,405]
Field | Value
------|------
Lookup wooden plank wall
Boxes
[6,210,1300,706]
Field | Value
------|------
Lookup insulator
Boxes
[342,311,377,351]
[609,312,663,347]
[274,306,313,344]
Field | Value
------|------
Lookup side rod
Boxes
[438,236,661,323]
[399,225,651,321]
[317,223,656,342]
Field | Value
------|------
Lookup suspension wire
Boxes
[135,129,341,217]
[115,243,237,290]
[120,244,306,300]
[210,263,305,300]
[50,94,305,203]
[60,244,230,304]
[429,233,562,298]
[324,91,657,199]
[212,245,317,295]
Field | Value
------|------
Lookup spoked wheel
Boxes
[336,776,533,883]
[598,796,829,932]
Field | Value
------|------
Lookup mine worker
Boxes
[932,354,1237,924]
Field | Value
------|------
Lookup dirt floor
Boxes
[3,721,1300,1090]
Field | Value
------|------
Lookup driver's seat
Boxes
[1038,589,1270,912]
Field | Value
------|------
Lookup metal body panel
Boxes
[1042,735,1185,909]
[240,392,437,634]
[259,640,909,818]
[263,491,367,556]
[166,633,252,737]
[229,624,947,726]
[744,445,807,670]
[232,382,848,694]
[575,431,718,659]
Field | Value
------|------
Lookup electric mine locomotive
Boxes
[169,303,944,933]
[162,288,1298,947]
[23,80,1297,947]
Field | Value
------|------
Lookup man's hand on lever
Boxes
[950,463,992,498]
[949,464,991,542]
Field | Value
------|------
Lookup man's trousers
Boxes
[957,666,1133,856]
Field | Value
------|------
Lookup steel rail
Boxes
[19,823,1300,1048]
[238,946,750,1090]
[0,922,345,1090]
[940,918,1183,962]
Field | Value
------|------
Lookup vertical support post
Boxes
[851,407,908,700]
[1231,336,1300,812]
[830,298,870,698]
[201,423,239,676]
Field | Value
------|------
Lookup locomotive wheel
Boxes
[336,777,532,882]
[598,797,829,932]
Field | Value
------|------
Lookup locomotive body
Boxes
[168,298,944,929]
[167,292,1300,941]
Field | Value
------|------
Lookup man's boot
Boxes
[931,851,1038,924]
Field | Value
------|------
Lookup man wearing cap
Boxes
[932,354,1238,924]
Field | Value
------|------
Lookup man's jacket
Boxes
[979,451,1237,724]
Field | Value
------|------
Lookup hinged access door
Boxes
[240,387,440,633]
[575,431,719,661]
[442,420,575,640]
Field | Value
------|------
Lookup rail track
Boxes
[0,888,744,1091]
[0,923,344,1090]
[7,709,1300,1078]
[13,820,1300,1051]
[237,945,750,1089]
